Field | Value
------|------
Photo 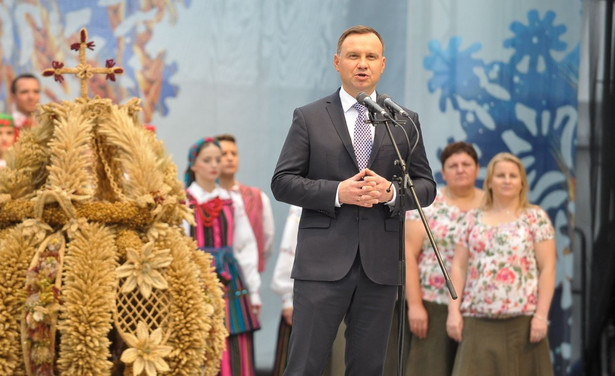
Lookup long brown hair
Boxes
[482,152,530,210]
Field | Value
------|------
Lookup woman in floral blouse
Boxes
[446,152,556,376]
[402,142,483,376]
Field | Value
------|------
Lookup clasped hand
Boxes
[339,169,393,208]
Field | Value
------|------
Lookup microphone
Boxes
[378,93,410,118]
[356,92,391,119]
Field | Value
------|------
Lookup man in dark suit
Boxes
[271,25,437,376]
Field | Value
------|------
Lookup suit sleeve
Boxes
[271,107,339,217]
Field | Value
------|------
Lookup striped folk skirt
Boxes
[204,246,260,376]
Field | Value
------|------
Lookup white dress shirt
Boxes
[335,87,396,207]
[270,205,302,309]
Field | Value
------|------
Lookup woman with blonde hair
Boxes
[446,152,556,376]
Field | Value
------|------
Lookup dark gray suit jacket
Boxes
[271,89,436,286]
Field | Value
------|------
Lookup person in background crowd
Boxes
[11,73,40,129]
[0,114,16,169]
[270,205,346,376]
[270,205,300,376]
[183,137,261,376]
[216,133,274,274]
[447,152,556,376]
[384,142,483,376]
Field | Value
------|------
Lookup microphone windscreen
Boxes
[356,92,369,104]
[377,93,391,106]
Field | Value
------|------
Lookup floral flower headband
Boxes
[0,113,14,128]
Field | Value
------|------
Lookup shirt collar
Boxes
[339,87,377,113]
[12,110,27,126]
[188,181,225,201]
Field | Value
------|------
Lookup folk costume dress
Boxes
[186,182,261,376]
[452,206,555,376]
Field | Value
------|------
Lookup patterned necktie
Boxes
[352,102,372,170]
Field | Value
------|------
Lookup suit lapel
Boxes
[326,91,360,169]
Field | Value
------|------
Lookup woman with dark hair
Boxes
[447,152,556,376]
[184,137,261,376]
[402,141,483,376]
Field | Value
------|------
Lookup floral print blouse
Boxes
[457,206,554,318]
[406,189,468,305]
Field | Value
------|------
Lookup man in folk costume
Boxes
[216,134,275,273]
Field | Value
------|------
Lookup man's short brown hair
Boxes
[11,73,39,95]
[336,25,384,55]
[215,134,236,143]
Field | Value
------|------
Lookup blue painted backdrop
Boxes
[0,1,581,373]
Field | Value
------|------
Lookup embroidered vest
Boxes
[238,184,265,272]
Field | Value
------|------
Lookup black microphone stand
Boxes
[367,111,457,376]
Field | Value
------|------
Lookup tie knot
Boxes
[353,102,366,114]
